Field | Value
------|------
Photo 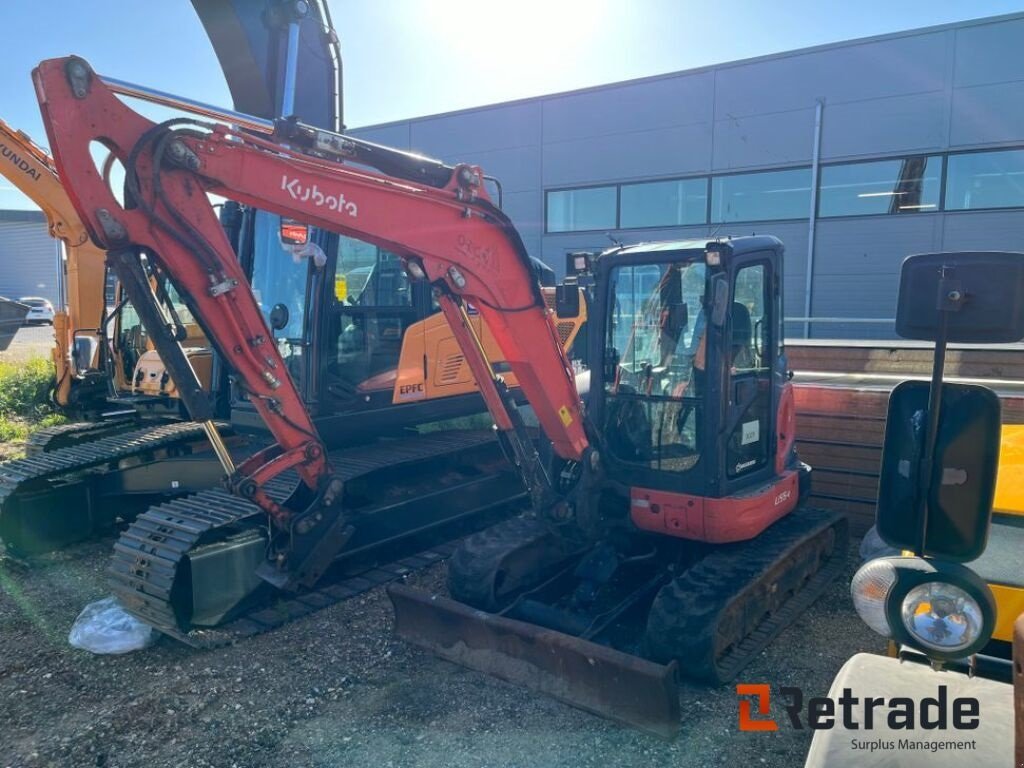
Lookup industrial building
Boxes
[351,12,1024,337]
[0,209,59,304]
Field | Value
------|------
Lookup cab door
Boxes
[723,258,776,489]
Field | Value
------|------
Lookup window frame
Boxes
[544,183,620,234]
[541,144,1024,235]
[942,145,1024,214]
[617,176,711,230]
[709,165,815,225]
[816,153,944,220]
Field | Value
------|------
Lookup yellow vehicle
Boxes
[980,423,1024,646]
[0,119,107,407]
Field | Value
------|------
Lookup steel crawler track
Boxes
[0,421,227,555]
[25,416,142,455]
[109,430,517,647]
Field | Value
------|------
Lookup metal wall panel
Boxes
[810,216,941,335]
[939,210,1024,251]
[712,108,816,170]
[448,145,542,193]
[542,123,712,186]
[348,123,410,150]
[410,102,541,155]
[949,80,1024,147]
[540,72,714,143]
[714,32,948,118]
[821,91,949,159]
[953,17,1024,86]
[500,190,544,258]
[0,216,59,304]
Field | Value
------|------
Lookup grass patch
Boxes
[0,357,63,451]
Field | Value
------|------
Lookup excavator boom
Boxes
[34,56,587,583]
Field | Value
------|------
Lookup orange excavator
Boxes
[36,56,846,734]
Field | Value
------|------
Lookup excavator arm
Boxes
[34,56,588,585]
[0,119,106,405]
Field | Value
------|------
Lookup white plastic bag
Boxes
[68,597,156,654]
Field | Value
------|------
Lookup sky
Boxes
[1,0,1021,211]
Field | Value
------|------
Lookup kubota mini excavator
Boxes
[35,56,845,734]
[0,1,582,562]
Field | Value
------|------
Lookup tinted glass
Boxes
[711,168,812,223]
[727,263,770,478]
[819,156,941,216]
[334,237,411,307]
[250,212,308,339]
[945,149,1024,211]
[620,178,708,228]
[603,261,707,474]
[546,186,616,232]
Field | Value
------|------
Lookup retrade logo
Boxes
[736,684,980,732]
[737,684,778,731]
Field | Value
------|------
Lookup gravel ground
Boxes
[0,531,879,768]
[0,325,55,363]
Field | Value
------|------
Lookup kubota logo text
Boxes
[281,175,358,217]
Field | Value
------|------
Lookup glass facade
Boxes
[546,186,617,232]
[945,149,1024,211]
[819,156,941,217]
[711,168,812,223]
[619,178,708,228]
[545,147,1024,231]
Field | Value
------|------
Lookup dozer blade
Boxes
[387,584,681,739]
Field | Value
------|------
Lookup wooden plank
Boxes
[788,343,1024,379]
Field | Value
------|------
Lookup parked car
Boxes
[18,296,55,325]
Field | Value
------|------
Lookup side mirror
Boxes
[709,274,729,327]
[555,285,581,319]
[279,217,309,246]
[896,251,1024,343]
[269,303,290,331]
[876,250,1024,561]
[877,381,1001,561]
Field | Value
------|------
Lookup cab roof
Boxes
[607,235,783,257]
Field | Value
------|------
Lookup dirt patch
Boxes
[0,534,879,768]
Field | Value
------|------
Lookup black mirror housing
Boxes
[555,285,581,319]
[709,274,729,327]
[896,252,1024,343]
[877,381,1001,561]
[269,303,290,331]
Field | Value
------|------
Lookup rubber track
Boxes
[25,417,140,455]
[448,517,585,611]
[0,421,219,511]
[644,506,849,683]
[109,430,499,647]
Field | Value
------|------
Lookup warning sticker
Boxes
[558,406,574,427]
[741,420,760,445]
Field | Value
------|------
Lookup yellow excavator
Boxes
[0,119,109,408]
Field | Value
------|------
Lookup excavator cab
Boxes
[589,237,800,526]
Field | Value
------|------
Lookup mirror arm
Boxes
[912,269,959,556]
